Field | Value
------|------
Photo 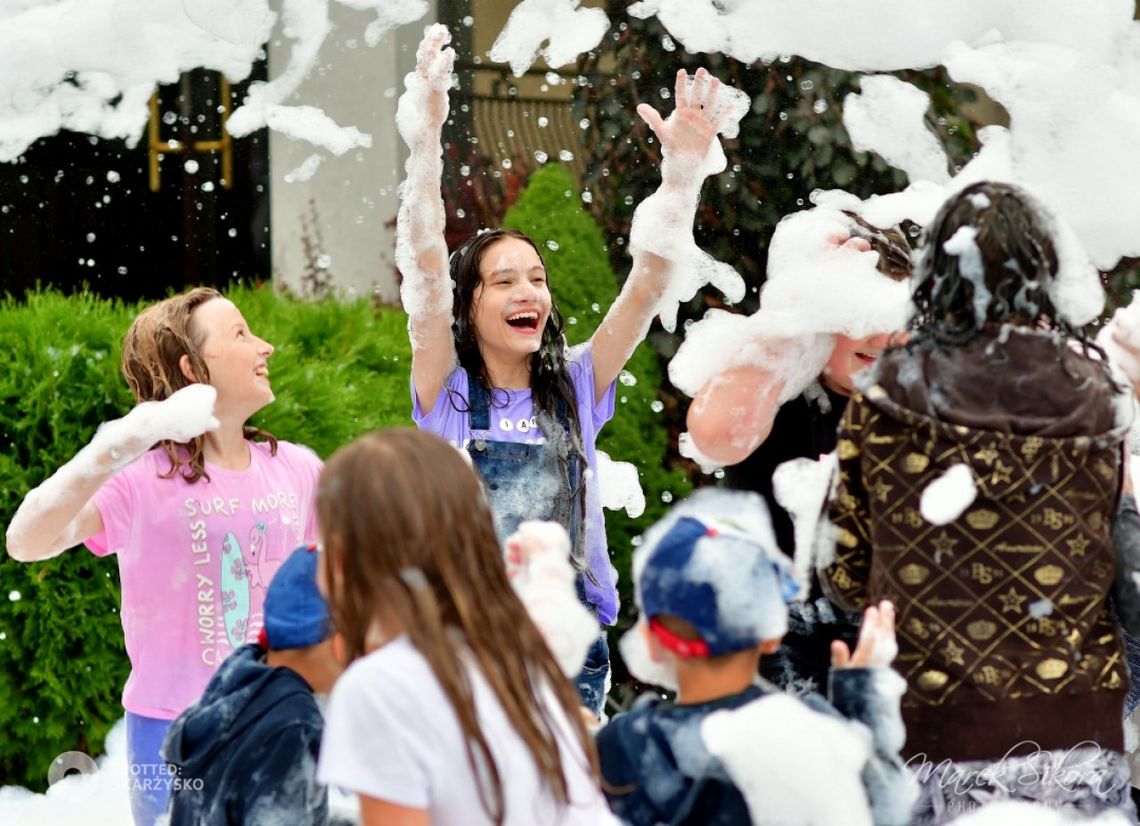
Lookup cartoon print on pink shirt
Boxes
[221,531,252,650]
[243,521,271,590]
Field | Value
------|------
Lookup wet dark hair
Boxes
[448,228,588,546]
[911,182,1065,341]
[907,181,1115,375]
[844,211,912,282]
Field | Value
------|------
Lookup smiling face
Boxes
[470,235,553,373]
[187,298,275,419]
[821,332,894,396]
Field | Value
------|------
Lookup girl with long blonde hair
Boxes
[317,428,618,826]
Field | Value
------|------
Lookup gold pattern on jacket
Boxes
[822,385,1126,710]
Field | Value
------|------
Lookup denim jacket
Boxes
[597,669,914,826]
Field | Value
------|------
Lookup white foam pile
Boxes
[489,0,610,77]
[657,0,1140,410]
[0,721,132,825]
[702,693,876,826]
[596,450,647,518]
[0,0,427,164]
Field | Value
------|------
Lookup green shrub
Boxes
[502,164,691,651]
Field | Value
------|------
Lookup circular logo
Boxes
[47,751,98,787]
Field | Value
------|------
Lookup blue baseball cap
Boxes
[259,545,332,651]
[635,490,798,657]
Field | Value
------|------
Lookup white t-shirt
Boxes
[318,635,618,825]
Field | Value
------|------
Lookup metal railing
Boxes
[448,61,587,180]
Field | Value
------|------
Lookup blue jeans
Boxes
[576,632,610,719]
[126,712,174,826]
[1123,627,1140,715]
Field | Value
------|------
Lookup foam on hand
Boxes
[627,75,751,333]
[394,23,455,323]
[505,520,599,678]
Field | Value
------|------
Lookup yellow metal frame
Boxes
[148,77,233,192]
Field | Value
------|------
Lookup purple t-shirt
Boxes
[412,345,619,625]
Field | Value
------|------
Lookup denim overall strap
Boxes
[468,375,492,432]
[465,378,585,569]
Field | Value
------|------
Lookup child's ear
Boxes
[179,354,200,383]
[641,621,669,664]
[760,637,782,655]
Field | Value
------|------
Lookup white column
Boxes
[267,2,436,301]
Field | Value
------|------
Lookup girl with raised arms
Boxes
[396,24,746,716]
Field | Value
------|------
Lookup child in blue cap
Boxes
[596,489,915,826]
[161,545,344,825]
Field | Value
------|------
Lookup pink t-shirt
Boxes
[85,440,323,719]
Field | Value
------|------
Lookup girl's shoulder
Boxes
[337,637,438,707]
[257,439,320,461]
[252,440,323,479]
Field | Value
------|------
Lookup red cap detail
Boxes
[648,617,710,659]
[258,626,269,649]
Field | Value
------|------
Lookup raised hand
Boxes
[117,383,220,449]
[412,23,456,134]
[504,520,571,578]
[638,68,723,158]
[832,600,897,669]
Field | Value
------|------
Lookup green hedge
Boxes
[0,165,680,788]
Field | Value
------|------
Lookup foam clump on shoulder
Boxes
[701,693,875,826]
[773,453,839,596]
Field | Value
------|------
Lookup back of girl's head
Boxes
[317,428,597,822]
[121,287,221,404]
[910,182,1061,343]
[317,428,502,659]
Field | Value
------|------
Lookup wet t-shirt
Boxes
[412,345,619,624]
[86,441,322,719]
